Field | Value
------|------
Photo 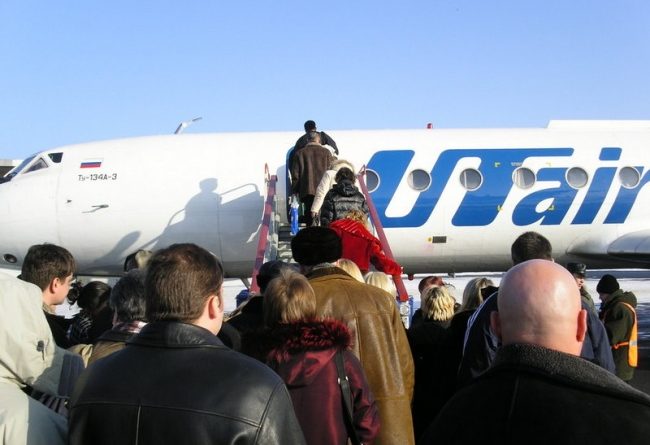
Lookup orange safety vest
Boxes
[610,302,638,368]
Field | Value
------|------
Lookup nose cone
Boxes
[0,174,59,270]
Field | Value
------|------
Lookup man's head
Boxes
[21,244,76,307]
[291,227,342,269]
[566,262,587,290]
[510,231,552,265]
[491,259,587,356]
[111,269,147,324]
[304,120,317,132]
[596,274,620,303]
[145,244,224,333]
[306,131,321,144]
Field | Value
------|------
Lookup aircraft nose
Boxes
[0,183,29,271]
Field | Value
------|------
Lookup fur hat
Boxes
[596,274,620,294]
[291,227,342,266]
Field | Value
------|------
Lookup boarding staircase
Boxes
[249,164,412,325]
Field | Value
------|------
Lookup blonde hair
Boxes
[461,277,495,311]
[337,259,365,282]
[364,271,396,297]
[421,286,456,321]
[343,209,368,225]
[263,269,317,326]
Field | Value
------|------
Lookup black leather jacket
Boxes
[69,321,306,444]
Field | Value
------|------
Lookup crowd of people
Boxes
[1,120,649,444]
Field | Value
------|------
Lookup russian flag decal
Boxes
[80,159,102,169]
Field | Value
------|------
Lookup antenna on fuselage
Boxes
[174,117,203,134]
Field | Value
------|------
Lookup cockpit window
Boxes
[48,152,63,163]
[24,157,48,174]
[0,155,35,183]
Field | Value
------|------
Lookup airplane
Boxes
[0,120,649,280]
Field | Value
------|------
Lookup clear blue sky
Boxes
[1,0,649,159]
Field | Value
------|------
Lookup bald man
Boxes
[421,260,650,445]
[458,231,614,386]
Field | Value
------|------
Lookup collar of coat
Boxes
[127,321,224,349]
[306,265,352,280]
[246,319,351,364]
[491,343,650,405]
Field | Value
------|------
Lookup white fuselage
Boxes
[1,122,649,277]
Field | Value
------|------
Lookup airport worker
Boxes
[329,209,401,279]
[407,285,456,440]
[86,269,147,364]
[69,244,306,445]
[20,243,77,348]
[242,269,380,445]
[290,131,334,226]
[566,262,596,312]
[291,227,415,445]
[311,158,356,221]
[458,231,615,386]
[597,274,638,382]
[0,272,84,444]
[319,167,369,227]
[421,260,650,445]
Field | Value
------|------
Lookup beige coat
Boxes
[0,272,71,445]
[306,267,415,445]
[311,159,357,214]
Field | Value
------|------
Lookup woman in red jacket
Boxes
[329,210,402,280]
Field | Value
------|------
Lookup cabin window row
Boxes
[364,166,642,193]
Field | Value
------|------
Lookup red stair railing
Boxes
[357,166,409,303]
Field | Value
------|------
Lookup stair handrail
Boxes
[250,164,278,293]
[357,166,409,302]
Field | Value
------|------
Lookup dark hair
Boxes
[21,244,76,291]
[145,244,223,322]
[418,275,445,294]
[335,167,355,183]
[510,231,552,265]
[77,281,112,313]
[256,260,295,294]
[304,120,316,132]
[110,269,147,322]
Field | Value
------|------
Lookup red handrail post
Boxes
[250,164,277,294]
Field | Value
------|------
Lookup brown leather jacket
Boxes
[290,143,333,198]
[306,266,415,445]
